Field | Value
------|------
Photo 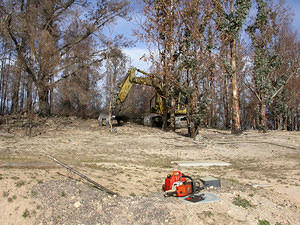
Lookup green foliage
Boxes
[203,211,213,218]
[186,93,209,128]
[215,0,252,39]
[224,60,233,78]
[258,220,270,225]
[129,192,136,197]
[247,0,290,119]
[232,196,252,208]
[271,88,289,115]
[15,180,25,187]
[22,209,30,218]
[31,190,37,197]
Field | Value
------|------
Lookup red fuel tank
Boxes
[163,171,186,191]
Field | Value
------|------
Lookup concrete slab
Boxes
[250,183,272,188]
[172,160,231,167]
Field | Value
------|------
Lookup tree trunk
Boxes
[259,92,267,132]
[26,75,33,113]
[19,81,25,112]
[230,39,241,134]
[256,106,260,129]
[223,76,230,129]
[209,74,216,128]
[187,100,195,137]
[38,86,50,116]
[283,113,288,131]
[187,89,198,138]
[3,69,9,114]
[11,61,22,114]
[187,107,193,137]
[49,76,54,115]
[277,114,282,130]
[0,59,5,114]
[296,110,299,131]
[162,97,168,131]
[170,97,176,131]
[292,110,296,131]
[1,52,11,114]
[108,71,113,131]
[252,118,256,129]
[2,82,7,114]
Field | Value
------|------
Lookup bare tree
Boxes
[214,0,252,134]
[247,0,299,131]
[139,0,181,130]
[1,0,129,116]
[174,0,214,137]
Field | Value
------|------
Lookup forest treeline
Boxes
[0,0,299,136]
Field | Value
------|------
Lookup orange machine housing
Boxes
[164,171,186,191]
[176,183,193,197]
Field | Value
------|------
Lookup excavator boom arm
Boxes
[117,68,161,104]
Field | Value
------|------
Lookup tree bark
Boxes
[209,73,216,128]
[170,96,176,131]
[284,113,288,131]
[162,96,168,130]
[259,92,267,132]
[0,59,5,114]
[1,53,12,114]
[292,110,295,131]
[230,39,241,134]
[187,108,193,137]
[277,114,282,130]
[296,110,299,131]
[26,75,33,113]
[11,60,23,114]
[108,64,113,131]
[223,75,230,129]
[38,86,50,116]
[49,76,54,115]
[187,89,198,138]
[19,80,25,112]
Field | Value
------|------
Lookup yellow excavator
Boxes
[98,67,187,128]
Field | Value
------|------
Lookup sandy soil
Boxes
[0,117,300,225]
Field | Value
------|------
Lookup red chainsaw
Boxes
[162,171,205,198]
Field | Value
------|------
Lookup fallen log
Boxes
[46,154,118,196]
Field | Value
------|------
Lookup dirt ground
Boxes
[0,117,300,225]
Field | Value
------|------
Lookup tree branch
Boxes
[6,14,37,84]
[270,65,299,101]
[242,79,261,102]
[48,57,105,88]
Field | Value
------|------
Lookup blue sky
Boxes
[106,0,300,72]
[285,0,300,32]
